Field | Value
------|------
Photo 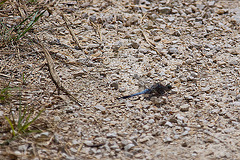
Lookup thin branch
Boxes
[34,37,82,107]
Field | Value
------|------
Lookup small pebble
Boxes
[180,104,190,112]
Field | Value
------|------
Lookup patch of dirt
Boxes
[0,0,240,159]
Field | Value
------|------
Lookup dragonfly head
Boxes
[166,84,172,91]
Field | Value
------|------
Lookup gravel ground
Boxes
[0,0,240,159]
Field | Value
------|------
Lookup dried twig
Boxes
[141,29,156,47]
[90,22,102,42]
[140,12,147,24]
[60,12,82,50]
[140,28,169,58]
[34,37,82,107]
[97,24,102,42]
[0,55,14,72]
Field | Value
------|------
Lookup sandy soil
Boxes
[0,0,240,159]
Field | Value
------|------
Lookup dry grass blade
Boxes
[90,22,102,42]
[34,37,82,107]
[140,29,156,47]
[60,12,82,50]
[140,29,169,58]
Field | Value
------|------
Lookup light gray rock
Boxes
[94,104,106,112]
[106,132,117,138]
[124,143,135,151]
[180,104,190,112]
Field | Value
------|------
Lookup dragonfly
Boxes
[118,83,172,99]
